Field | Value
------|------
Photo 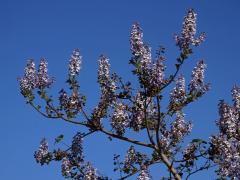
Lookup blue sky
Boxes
[1,0,240,179]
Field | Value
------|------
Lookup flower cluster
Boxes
[138,168,151,180]
[98,55,116,99]
[111,102,129,135]
[84,162,98,180]
[130,23,151,70]
[130,93,146,131]
[19,59,53,96]
[183,143,198,167]
[70,132,84,163]
[123,146,137,170]
[170,111,192,145]
[210,86,240,179]
[169,75,186,109]
[69,49,82,77]
[143,58,165,95]
[59,89,83,114]
[175,9,205,50]
[34,138,52,165]
[37,59,53,89]
[61,157,72,177]
[189,60,209,95]
[130,23,144,57]
[232,85,240,110]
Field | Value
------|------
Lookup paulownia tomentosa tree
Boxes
[18,9,240,180]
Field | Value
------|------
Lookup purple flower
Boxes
[130,23,144,57]
[170,111,192,144]
[175,9,205,50]
[123,146,137,169]
[69,49,82,76]
[59,89,82,113]
[111,102,129,135]
[138,168,151,180]
[169,75,186,108]
[211,89,240,179]
[84,162,97,180]
[218,101,237,138]
[61,157,72,177]
[130,23,151,69]
[37,59,53,89]
[232,85,240,110]
[19,60,37,94]
[71,132,84,163]
[34,138,52,165]
[189,60,209,94]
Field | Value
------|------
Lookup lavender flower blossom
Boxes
[138,168,151,180]
[19,60,37,94]
[123,146,137,170]
[69,49,82,77]
[175,9,205,50]
[218,101,237,138]
[183,143,197,166]
[232,85,240,110]
[211,89,240,179]
[170,111,192,144]
[34,138,52,165]
[189,60,209,94]
[111,102,129,135]
[61,157,72,178]
[145,58,165,93]
[211,135,240,179]
[71,132,84,164]
[131,93,145,131]
[37,59,53,89]
[59,89,82,113]
[130,23,144,57]
[84,163,97,180]
[169,75,186,109]
[130,23,151,69]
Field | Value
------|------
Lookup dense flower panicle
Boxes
[130,23,151,70]
[140,45,152,69]
[61,157,72,177]
[189,60,209,94]
[138,168,151,180]
[170,111,192,144]
[131,93,146,131]
[183,143,198,167]
[84,163,98,180]
[19,59,53,95]
[130,23,144,57]
[59,89,82,113]
[19,60,37,93]
[232,85,240,110]
[69,49,82,76]
[211,135,240,179]
[218,101,237,138]
[124,146,137,169]
[71,132,84,163]
[158,133,171,153]
[34,138,51,165]
[175,9,205,49]
[111,102,129,135]
[145,58,165,92]
[37,59,53,88]
[98,55,110,85]
[170,75,186,106]
[211,88,240,179]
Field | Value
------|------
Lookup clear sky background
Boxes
[1,0,240,179]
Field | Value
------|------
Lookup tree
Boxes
[18,9,240,180]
